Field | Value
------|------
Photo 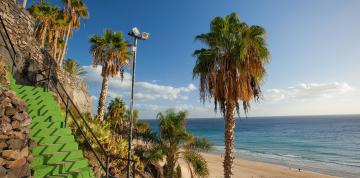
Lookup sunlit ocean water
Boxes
[145,115,360,177]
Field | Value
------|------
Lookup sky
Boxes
[29,0,360,119]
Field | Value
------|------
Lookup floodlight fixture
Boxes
[131,27,140,36]
[141,32,150,40]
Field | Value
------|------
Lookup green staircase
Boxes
[9,75,95,178]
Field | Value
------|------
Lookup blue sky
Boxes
[29,0,360,119]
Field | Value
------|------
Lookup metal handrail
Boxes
[49,76,108,171]
[46,57,138,178]
[0,14,137,177]
[44,53,138,178]
[0,15,17,72]
[29,50,137,178]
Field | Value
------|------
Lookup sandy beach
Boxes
[180,152,336,178]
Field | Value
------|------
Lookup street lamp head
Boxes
[141,32,150,40]
[131,27,140,37]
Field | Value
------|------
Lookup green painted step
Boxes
[30,121,65,129]
[33,162,94,178]
[8,73,94,178]
[32,142,78,156]
[31,128,72,138]
[33,158,88,171]
[44,167,94,178]
[31,116,65,122]
[32,135,75,145]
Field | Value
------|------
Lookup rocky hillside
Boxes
[0,88,33,177]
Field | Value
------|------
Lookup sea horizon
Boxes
[140,113,360,120]
[144,115,360,177]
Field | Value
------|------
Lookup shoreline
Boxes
[198,152,336,178]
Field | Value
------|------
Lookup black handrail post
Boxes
[106,155,110,177]
[132,161,136,178]
[11,53,15,73]
[64,97,70,128]
[46,61,52,92]
[11,59,14,73]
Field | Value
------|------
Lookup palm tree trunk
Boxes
[97,74,109,121]
[59,23,72,65]
[224,101,235,178]
[164,151,177,178]
[165,158,175,178]
[53,30,59,63]
[22,0,27,8]
[40,23,48,48]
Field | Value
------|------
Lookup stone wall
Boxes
[0,0,93,114]
[0,88,33,177]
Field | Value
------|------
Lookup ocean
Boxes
[145,115,360,177]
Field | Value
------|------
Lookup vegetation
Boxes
[29,2,59,48]
[136,110,209,178]
[50,9,69,63]
[66,95,210,177]
[67,97,130,177]
[89,29,131,121]
[60,0,89,64]
[62,58,86,76]
[28,0,88,65]
[193,12,270,177]
[67,97,153,177]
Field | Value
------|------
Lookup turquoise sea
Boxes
[146,115,360,177]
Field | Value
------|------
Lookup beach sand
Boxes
[179,152,336,178]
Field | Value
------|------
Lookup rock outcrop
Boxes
[0,88,33,178]
[0,0,92,114]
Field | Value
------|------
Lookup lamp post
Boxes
[127,27,149,178]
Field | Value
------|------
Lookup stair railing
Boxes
[44,50,138,178]
[0,14,137,178]
[0,15,17,73]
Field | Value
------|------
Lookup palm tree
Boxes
[29,2,59,48]
[154,110,209,178]
[55,39,65,61]
[22,0,27,8]
[48,9,69,63]
[60,0,89,65]
[89,29,131,121]
[193,13,270,178]
[62,58,86,76]
[107,97,126,134]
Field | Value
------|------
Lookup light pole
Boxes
[127,27,149,178]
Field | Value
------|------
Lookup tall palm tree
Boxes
[48,9,69,63]
[60,0,89,65]
[193,13,270,178]
[29,2,59,48]
[22,0,27,8]
[62,58,86,76]
[153,110,209,178]
[89,29,131,121]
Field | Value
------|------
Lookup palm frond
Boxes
[182,150,209,178]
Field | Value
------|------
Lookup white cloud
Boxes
[83,66,196,102]
[91,95,98,100]
[85,66,358,118]
[264,82,354,102]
